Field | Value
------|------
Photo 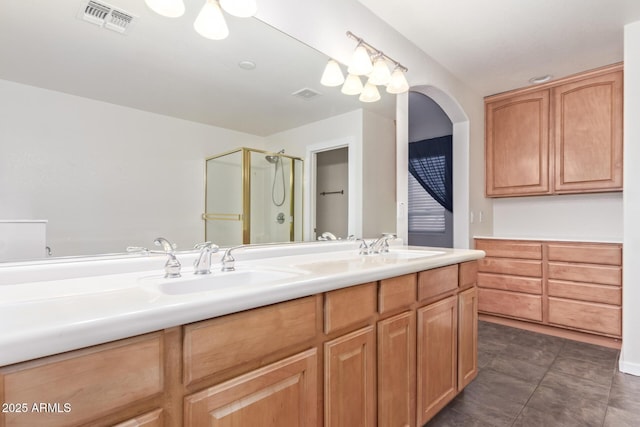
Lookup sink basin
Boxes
[141,268,303,295]
[379,249,445,261]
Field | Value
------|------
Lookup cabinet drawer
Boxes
[548,263,621,286]
[184,296,318,385]
[548,297,621,337]
[548,280,621,305]
[325,282,377,333]
[475,240,542,260]
[478,258,542,277]
[478,288,542,321]
[0,333,163,427]
[477,272,542,294]
[185,349,317,426]
[379,273,417,314]
[459,261,478,290]
[547,243,622,265]
[418,265,458,302]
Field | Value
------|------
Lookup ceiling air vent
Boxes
[292,88,322,100]
[78,0,137,34]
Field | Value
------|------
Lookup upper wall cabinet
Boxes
[485,63,623,198]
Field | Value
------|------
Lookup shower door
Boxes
[204,148,303,246]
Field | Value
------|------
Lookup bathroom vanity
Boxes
[0,243,483,426]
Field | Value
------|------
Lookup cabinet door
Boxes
[184,349,317,427]
[458,287,478,390]
[485,90,550,196]
[378,312,416,427]
[325,326,376,427]
[553,70,623,193]
[417,296,458,425]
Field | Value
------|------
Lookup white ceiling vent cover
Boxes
[292,88,322,100]
[78,0,137,34]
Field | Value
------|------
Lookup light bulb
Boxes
[359,81,381,102]
[341,74,363,95]
[386,67,409,94]
[347,44,373,76]
[194,0,229,40]
[145,0,185,17]
[320,60,345,87]
[368,56,391,86]
[220,0,257,17]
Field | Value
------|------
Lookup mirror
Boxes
[0,0,394,262]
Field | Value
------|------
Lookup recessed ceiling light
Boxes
[238,60,256,70]
[529,74,553,84]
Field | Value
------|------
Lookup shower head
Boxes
[265,149,285,164]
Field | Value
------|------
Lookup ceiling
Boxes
[358,0,640,96]
[0,0,393,137]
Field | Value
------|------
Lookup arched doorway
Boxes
[396,86,470,248]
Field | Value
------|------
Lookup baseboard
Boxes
[479,313,622,349]
[619,358,640,376]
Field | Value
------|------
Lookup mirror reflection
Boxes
[204,148,303,247]
[0,0,393,262]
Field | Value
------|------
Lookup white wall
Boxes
[621,21,640,376]
[409,92,453,141]
[493,193,623,241]
[0,79,264,257]
[362,109,396,237]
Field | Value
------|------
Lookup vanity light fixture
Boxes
[147,0,257,41]
[321,31,409,102]
[348,43,374,76]
[320,59,345,87]
[219,0,257,18]
[386,65,410,94]
[341,74,364,95]
[359,82,381,103]
[368,55,392,86]
[194,0,228,40]
[144,0,185,17]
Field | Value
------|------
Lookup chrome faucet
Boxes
[369,233,397,254]
[193,242,219,275]
[356,238,370,255]
[154,237,181,278]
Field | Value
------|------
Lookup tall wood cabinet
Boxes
[485,63,623,197]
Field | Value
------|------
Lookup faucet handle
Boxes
[126,246,149,254]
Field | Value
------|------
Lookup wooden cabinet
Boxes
[553,71,623,193]
[458,286,478,390]
[485,63,623,197]
[324,326,376,427]
[476,239,543,322]
[476,238,622,339]
[0,261,480,427]
[547,242,622,337]
[416,296,458,425]
[184,349,317,426]
[378,312,416,427]
[0,333,165,427]
[485,90,550,196]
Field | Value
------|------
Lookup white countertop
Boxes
[0,242,484,366]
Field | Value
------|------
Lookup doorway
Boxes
[407,92,453,248]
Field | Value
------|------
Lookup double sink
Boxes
[140,248,445,296]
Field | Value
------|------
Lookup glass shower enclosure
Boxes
[203,148,303,247]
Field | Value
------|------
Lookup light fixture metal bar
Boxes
[346,31,408,72]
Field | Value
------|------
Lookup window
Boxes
[408,172,445,233]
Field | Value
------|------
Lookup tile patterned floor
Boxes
[426,321,640,426]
